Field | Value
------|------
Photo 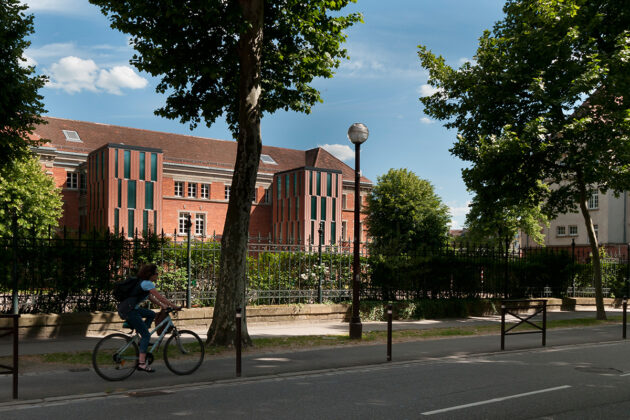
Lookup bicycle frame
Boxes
[119,313,177,356]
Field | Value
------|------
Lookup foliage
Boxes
[366,168,451,255]
[0,0,48,166]
[367,246,575,300]
[359,299,495,321]
[0,155,63,237]
[418,0,630,318]
[89,0,362,132]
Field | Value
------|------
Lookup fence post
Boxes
[504,236,509,298]
[501,303,506,350]
[11,214,19,315]
[572,239,576,297]
[387,304,392,362]
[318,221,324,304]
[186,214,192,309]
[236,308,242,377]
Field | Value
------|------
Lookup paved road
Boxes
[3,339,630,419]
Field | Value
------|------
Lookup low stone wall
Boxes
[0,304,352,339]
[0,298,623,339]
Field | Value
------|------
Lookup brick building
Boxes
[32,117,372,246]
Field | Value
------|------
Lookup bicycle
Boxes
[92,307,205,381]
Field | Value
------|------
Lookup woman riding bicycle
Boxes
[117,263,180,373]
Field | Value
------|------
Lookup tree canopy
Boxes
[0,155,63,237]
[90,0,362,345]
[419,0,630,319]
[89,0,361,133]
[0,0,47,166]
[365,168,450,255]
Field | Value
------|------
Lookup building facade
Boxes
[33,117,372,246]
[520,189,630,257]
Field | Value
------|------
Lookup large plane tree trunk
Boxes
[577,172,606,320]
[206,0,263,346]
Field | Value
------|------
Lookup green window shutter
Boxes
[128,209,134,237]
[311,196,317,220]
[139,152,145,180]
[124,150,130,179]
[151,153,158,181]
[128,180,136,208]
[145,182,154,210]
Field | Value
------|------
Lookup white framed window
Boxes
[263,188,271,204]
[342,194,347,209]
[342,221,348,241]
[260,154,277,165]
[225,185,231,200]
[178,212,190,235]
[587,191,599,210]
[556,226,566,236]
[66,172,78,189]
[200,184,209,199]
[188,182,197,198]
[569,225,578,236]
[174,181,184,197]
[195,214,205,236]
[62,130,82,142]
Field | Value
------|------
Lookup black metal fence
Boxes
[1,229,629,313]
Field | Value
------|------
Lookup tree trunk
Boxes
[206,0,263,347]
[577,174,606,320]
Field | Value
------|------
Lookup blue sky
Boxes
[22,0,506,229]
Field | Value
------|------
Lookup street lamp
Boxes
[347,123,368,339]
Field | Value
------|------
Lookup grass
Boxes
[2,315,623,372]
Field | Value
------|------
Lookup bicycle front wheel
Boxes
[164,330,205,375]
[92,333,139,381]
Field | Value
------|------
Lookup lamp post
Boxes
[347,123,369,339]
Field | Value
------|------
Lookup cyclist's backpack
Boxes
[113,276,141,302]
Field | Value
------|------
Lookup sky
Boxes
[21,0,507,229]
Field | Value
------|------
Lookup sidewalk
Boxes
[0,309,625,404]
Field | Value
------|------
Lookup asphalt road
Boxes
[3,339,630,419]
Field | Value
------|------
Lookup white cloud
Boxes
[418,84,441,97]
[96,66,148,95]
[419,117,434,124]
[338,43,424,80]
[19,54,37,68]
[457,57,477,66]
[319,144,354,163]
[46,56,100,94]
[46,56,148,95]
[447,201,471,229]
[27,42,80,61]
[23,0,96,15]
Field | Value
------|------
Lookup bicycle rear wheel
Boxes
[92,333,139,381]
[163,330,205,375]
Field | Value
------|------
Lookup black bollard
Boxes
[236,308,242,377]
[623,297,627,340]
[387,304,393,362]
[500,304,506,350]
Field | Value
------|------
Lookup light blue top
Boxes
[134,280,156,308]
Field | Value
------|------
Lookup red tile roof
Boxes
[35,117,370,183]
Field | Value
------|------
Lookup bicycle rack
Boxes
[501,299,546,350]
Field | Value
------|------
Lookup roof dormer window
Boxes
[62,130,82,142]
[260,154,277,165]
